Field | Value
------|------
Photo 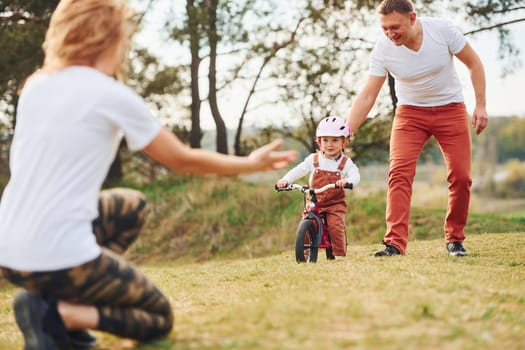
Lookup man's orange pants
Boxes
[384,102,472,254]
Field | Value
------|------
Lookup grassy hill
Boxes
[0,175,524,349]
[124,175,524,264]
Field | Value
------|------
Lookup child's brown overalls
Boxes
[306,152,348,257]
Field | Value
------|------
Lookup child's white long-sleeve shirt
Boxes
[281,152,360,187]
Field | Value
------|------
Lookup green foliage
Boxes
[497,118,525,162]
[129,48,184,98]
[349,116,392,164]
[464,0,525,75]
[495,159,525,198]
[268,3,370,145]
[0,1,58,125]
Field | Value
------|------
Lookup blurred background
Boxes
[1,0,524,213]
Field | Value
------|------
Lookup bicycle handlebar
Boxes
[275,182,353,193]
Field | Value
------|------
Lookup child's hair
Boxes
[42,0,135,80]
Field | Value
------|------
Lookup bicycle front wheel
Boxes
[295,220,318,263]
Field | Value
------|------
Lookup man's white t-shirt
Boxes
[369,17,468,107]
[0,66,161,271]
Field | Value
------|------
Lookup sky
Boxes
[458,21,525,118]
[131,1,525,129]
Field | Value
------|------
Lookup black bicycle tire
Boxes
[295,220,318,263]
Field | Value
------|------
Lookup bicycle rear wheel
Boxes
[295,220,318,263]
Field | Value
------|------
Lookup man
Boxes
[346,0,488,257]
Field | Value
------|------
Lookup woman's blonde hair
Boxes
[42,0,135,80]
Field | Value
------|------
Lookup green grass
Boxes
[1,233,524,350]
[1,176,524,349]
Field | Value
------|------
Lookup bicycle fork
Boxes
[305,212,324,248]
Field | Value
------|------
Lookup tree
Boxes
[168,0,261,152]
[497,117,525,162]
[233,14,307,156]
[0,0,182,184]
[120,46,186,185]
[463,0,525,76]
[180,0,205,149]
[0,1,59,130]
[205,0,228,153]
[245,2,393,160]
[4,0,522,171]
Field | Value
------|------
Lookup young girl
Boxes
[0,0,297,349]
[276,116,360,258]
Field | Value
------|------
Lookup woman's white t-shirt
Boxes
[369,17,468,107]
[0,66,161,271]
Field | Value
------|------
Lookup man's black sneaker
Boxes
[13,291,56,350]
[447,242,467,256]
[375,242,401,257]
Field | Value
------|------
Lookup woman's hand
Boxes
[248,139,297,171]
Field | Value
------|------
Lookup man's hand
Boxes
[472,106,488,135]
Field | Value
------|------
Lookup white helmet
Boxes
[316,116,350,138]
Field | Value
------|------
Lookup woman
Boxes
[0,0,297,349]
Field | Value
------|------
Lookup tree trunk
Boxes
[233,17,306,155]
[234,57,270,156]
[388,73,397,114]
[206,0,228,154]
[187,0,202,149]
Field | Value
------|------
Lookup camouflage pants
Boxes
[1,188,173,341]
